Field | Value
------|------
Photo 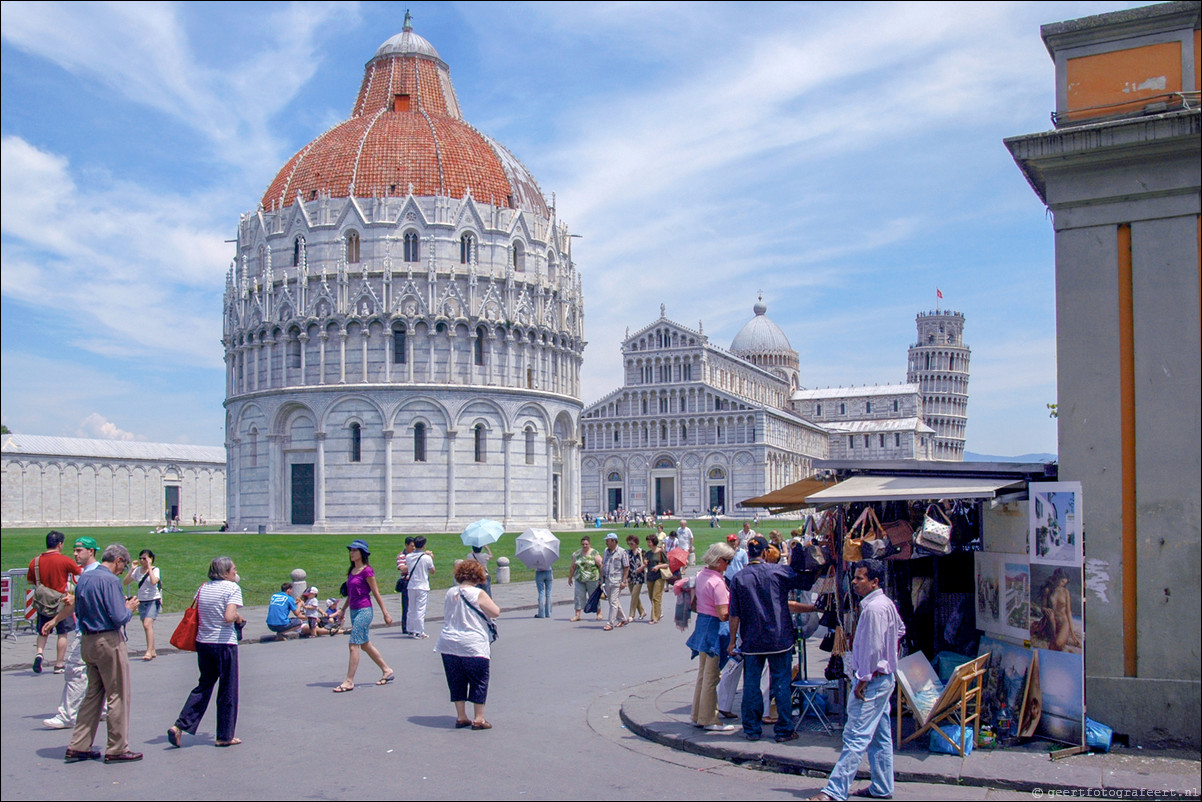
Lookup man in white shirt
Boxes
[674,520,695,565]
[404,536,435,639]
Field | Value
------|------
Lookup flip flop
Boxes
[141,655,157,662]
[569,615,581,622]
[377,673,396,685]
[167,726,182,748]
[215,738,242,747]
[333,684,355,693]
[603,624,614,631]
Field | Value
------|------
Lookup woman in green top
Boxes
[566,536,602,622]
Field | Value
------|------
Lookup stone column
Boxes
[445,429,458,526]
[361,328,370,382]
[266,433,280,526]
[502,431,514,524]
[384,329,392,383]
[314,432,326,526]
[319,332,328,385]
[228,438,240,525]
[338,331,348,384]
[265,337,274,389]
[383,429,394,523]
[298,332,308,385]
[545,436,555,522]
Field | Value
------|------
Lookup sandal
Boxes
[603,624,614,631]
[455,719,472,729]
[333,684,355,693]
[377,673,396,685]
[569,615,581,622]
[215,738,242,747]
[471,721,492,730]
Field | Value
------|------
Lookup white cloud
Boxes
[1,135,229,365]
[77,412,142,441]
[0,1,359,171]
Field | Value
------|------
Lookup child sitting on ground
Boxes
[300,586,335,637]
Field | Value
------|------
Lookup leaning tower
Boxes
[906,311,970,460]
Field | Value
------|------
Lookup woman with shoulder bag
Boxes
[123,549,162,661]
[435,560,501,730]
[644,534,670,624]
[332,539,395,693]
[167,556,245,748]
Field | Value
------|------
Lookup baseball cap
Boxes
[746,535,770,559]
[74,536,98,551]
[604,532,618,541]
[304,586,318,596]
[726,533,739,545]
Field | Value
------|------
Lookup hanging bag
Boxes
[170,590,201,652]
[459,589,498,643]
[843,507,885,563]
[916,504,953,554]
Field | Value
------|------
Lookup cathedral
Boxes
[223,18,583,532]
[580,300,969,517]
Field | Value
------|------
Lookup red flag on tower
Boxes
[937,288,943,299]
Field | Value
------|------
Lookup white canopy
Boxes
[805,475,1024,504]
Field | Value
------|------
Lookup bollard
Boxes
[495,556,510,584]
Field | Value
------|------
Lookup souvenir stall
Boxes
[750,461,1093,755]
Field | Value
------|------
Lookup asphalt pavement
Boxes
[2,577,1198,800]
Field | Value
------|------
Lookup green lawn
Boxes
[1,520,806,612]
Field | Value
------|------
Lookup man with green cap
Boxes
[41,537,103,729]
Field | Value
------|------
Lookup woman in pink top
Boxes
[684,542,735,731]
[332,539,394,693]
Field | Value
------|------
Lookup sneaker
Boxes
[43,716,72,729]
[33,655,43,674]
[53,665,65,674]
[415,633,429,640]
[704,723,736,732]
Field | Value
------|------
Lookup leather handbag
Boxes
[170,592,200,652]
[882,518,914,561]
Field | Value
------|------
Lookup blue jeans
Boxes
[822,674,896,800]
[740,650,793,739]
[535,570,553,618]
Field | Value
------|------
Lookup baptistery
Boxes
[223,17,584,532]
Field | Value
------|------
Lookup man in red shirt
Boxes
[27,531,83,673]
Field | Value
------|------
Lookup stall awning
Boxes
[805,475,1024,504]
[741,475,838,512]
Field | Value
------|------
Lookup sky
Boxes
[0,1,1139,456]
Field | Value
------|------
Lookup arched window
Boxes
[525,426,535,465]
[403,231,420,263]
[474,327,485,366]
[839,402,846,415]
[345,230,360,263]
[393,327,406,364]
[607,471,622,482]
[815,403,822,417]
[292,236,304,267]
[866,401,872,413]
[460,233,474,264]
[474,423,487,463]
[349,423,362,462]
[413,422,427,462]
[511,241,524,272]
[287,333,301,368]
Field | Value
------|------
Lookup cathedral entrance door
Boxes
[708,485,725,513]
[655,477,675,515]
[291,463,315,525]
[607,488,623,512]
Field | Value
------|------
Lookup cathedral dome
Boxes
[260,17,549,217]
[730,297,794,356]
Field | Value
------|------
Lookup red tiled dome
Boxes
[261,23,548,218]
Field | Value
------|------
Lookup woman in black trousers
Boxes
[168,556,246,748]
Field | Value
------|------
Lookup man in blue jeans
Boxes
[812,558,906,801]
[727,536,814,743]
